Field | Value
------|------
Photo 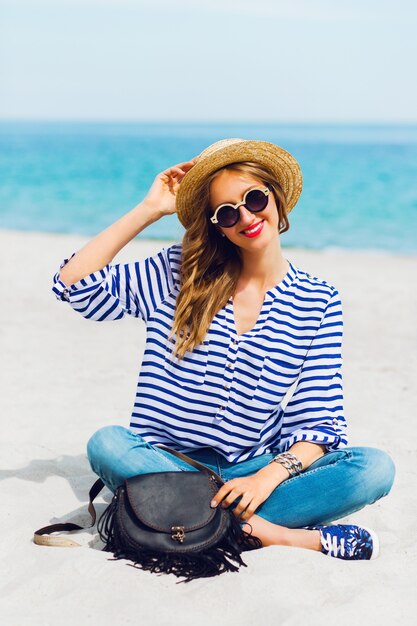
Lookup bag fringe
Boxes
[97,495,262,584]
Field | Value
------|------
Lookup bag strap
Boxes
[33,478,105,547]
[156,445,224,485]
[33,446,223,547]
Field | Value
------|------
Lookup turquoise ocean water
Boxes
[1,122,416,253]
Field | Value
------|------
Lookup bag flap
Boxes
[125,472,218,532]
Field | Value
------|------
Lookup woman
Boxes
[53,138,395,561]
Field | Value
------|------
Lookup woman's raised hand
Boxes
[59,158,197,286]
[143,159,197,217]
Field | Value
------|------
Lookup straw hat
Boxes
[175,138,303,229]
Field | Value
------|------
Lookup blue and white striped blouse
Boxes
[53,243,348,462]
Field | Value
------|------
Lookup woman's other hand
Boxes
[210,474,279,523]
[143,158,197,217]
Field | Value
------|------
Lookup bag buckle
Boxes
[171,526,185,543]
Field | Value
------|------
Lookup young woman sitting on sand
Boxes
[53,138,395,561]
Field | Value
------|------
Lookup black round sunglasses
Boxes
[210,184,273,228]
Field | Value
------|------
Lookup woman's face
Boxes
[209,169,280,250]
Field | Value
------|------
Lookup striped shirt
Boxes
[52,243,348,463]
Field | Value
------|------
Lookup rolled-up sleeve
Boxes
[52,245,175,322]
[281,288,348,451]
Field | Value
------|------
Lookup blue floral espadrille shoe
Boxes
[310,524,379,560]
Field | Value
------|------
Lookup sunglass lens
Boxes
[246,189,269,212]
[218,205,238,228]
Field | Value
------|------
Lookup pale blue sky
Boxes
[1,0,416,122]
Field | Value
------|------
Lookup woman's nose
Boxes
[237,205,256,226]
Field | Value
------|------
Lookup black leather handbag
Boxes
[34,446,262,583]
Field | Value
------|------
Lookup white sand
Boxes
[1,228,416,625]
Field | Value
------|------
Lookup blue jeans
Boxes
[87,425,396,529]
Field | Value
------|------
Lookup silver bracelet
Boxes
[280,452,303,475]
[268,452,303,477]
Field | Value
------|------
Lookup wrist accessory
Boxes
[33,446,262,584]
[268,451,303,477]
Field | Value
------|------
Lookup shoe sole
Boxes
[361,525,380,560]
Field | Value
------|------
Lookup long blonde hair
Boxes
[169,161,290,360]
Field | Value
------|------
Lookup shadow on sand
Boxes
[1,454,112,550]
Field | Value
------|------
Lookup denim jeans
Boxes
[87,425,396,529]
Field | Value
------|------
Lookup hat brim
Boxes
[175,140,303,229]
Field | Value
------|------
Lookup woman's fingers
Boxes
[240,496,261,521]
[165,159,196,176]
[163,166,184,176]
[211,482,234,507]
[161,167,189,184]
[220,487,243,509]
[143,159,197,215]
[177,160,196,173]
[233,494,252,518]
[180,159,197,168]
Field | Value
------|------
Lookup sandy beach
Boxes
[1,227,416,625]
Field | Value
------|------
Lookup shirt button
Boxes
[233,339,238,345]
[223,384,229,390]
[332,418,338,425]
[219,406,225,411]
[227,363,233,368]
